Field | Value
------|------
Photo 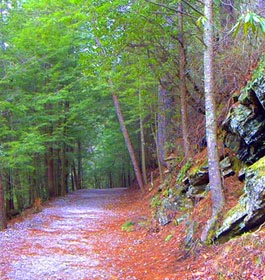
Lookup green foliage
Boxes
[196,16,207,27]
[0,0,262,220]
[231,12,265,37]
[0,0,213,203]
[121,220,135,232]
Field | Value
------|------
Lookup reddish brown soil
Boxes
[0,187,264,280]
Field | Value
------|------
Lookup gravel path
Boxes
[0,189,130,280]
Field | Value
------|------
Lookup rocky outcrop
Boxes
[252,76,265,110]
[216,156,265,242]
[182,157,234,204]
[212,72,265,242]
[223,77,265,163]
[156,194,193,226]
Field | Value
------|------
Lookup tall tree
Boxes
[89,0,147,190]
[201,0,225,243]
[178,2,190,159]
[157,79,170,169]
[139,90,148,185]
[0,172,6,230]
[112,92,144,190]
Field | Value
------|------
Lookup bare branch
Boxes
[145,0,201,18]
[181,0,204,16]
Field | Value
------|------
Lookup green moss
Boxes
[188,159,208,176]
[204,214,224,245]
[241,56,265,95]
[232,157,243,173]
[216,198,247,242]
[162,189,169,197]
[176,160,192,183]
[150,194,161,208]
[249,156,265,175]
[225,198,247,220]
[250,55,265,82]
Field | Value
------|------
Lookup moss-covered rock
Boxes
[216,156,265,242]
[229,104,265,146]
[156,195,193,226]
[216,196,248,242]
[223,75,265,164]
[244,157,265,226]
[184,157,234,204]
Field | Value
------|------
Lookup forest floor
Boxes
[0,187,264,280]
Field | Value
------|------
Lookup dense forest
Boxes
[0,0,265,248]
[0,0,265,278]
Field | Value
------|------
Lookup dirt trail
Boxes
[3,188,243,280]
[0,189,131,279]
[0,189,182,280]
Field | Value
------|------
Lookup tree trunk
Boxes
[157,84,166,168]
[201,0,225,243]
[47,147,55,198]
[0,173,7,231]
[157,79,173,168]
[61,101,70,195]
[55,147,60,197]
[139,91,148,185]
[72,164,78,191]
[178,2,190,159]
[112,93,144,191]
[77,141,82,189]
[60,144,67,196]
[151,113,164,182]
[108,171,113,188]
[140,116,147,185]
[6,172,14,215]
[94,36,144,191]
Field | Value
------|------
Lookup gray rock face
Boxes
[156,195,193,226]
[185,166,209,203]
[252,76,265,110]
[183,157,234,204]
[189,166,209,186]
[223,77,265,163]
[216,156,265,242]
[156,198,176,226]
[214,74,265,242]
[220,157,235,177]
[244,160,265,226]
